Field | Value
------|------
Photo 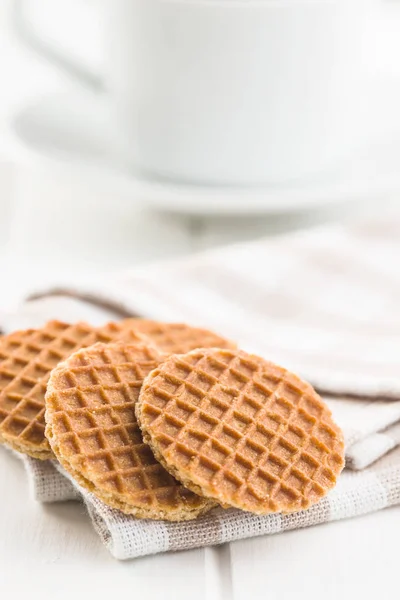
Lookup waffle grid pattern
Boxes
[138,349,345,514]
[126,320,236,354]
[45,343,211,519]
[0,321,143,457]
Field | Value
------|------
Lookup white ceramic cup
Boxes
[14,0,381,186]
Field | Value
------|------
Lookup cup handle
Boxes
[12,0,104,93]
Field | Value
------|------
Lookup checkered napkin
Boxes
[2,215,400,559]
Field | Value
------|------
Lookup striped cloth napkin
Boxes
[2,215,400,559]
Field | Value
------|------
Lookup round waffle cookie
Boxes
[45,342,213,520]
[0,321,145,459]
[137,348,345,515]
[116,319,236,355]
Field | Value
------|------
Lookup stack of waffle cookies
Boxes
[0,319,345,521]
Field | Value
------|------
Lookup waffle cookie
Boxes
[137,348,345,515]
[0,321,144,459]
[117,319,236,355]
[45,342,213,520]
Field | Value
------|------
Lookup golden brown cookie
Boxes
[0,321,144,459]
[45,342,213,520]
[114,319,236,355]
[136,348,345,515]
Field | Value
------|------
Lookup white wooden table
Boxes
[1,447,399,600]
[0,4,399,596]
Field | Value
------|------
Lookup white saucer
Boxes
[9,89,400,215]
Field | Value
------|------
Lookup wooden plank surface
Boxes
[1,447,400,600]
